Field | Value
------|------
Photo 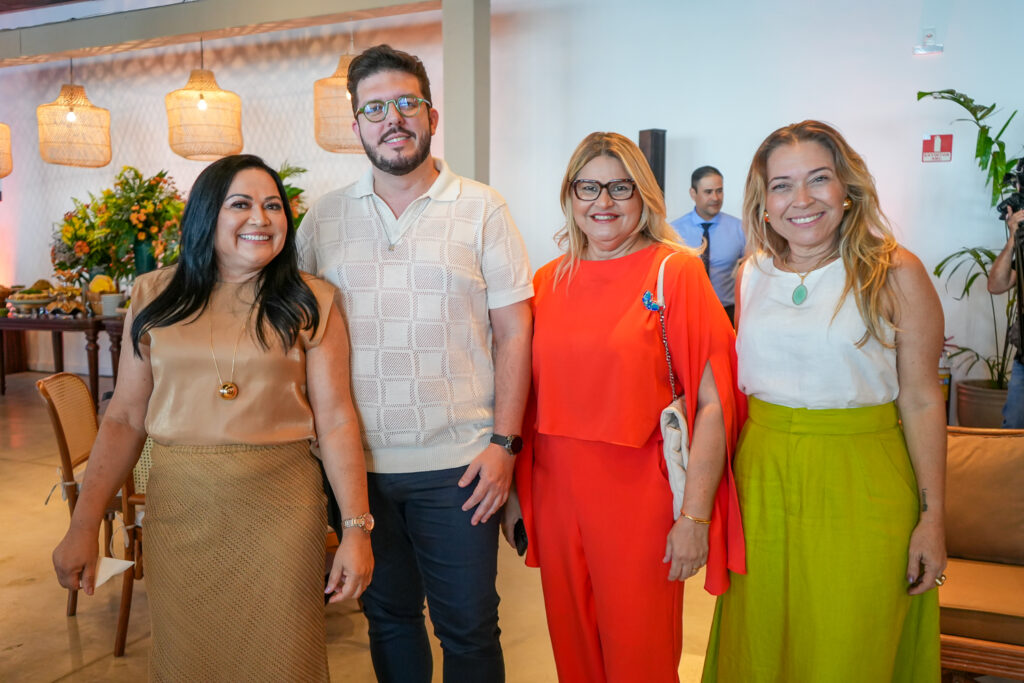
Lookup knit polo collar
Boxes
[347,158,461,203]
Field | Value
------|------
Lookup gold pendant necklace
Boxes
[209,308,251,401]
[791,271,812,305]
[783,250,838,306]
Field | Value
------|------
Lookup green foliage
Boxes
[920,90,1022,389]
[917,89,1019,205]
[933,246,1014,388]
[278,161,308,226]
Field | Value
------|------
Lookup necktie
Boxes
[700,222,712,273]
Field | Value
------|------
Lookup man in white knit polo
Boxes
[297,45,532,683]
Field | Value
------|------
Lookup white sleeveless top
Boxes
[737,253,898,409]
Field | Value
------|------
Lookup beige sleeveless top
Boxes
[131,267,337,445]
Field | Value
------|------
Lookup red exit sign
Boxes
[923,134,952,162]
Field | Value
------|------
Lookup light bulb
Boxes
[65,109,77,123]
[197,95,208,111]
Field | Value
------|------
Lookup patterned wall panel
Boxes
[0,13,444,373]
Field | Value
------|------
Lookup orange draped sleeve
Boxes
[662,247,748,594]
[514,244,747,594]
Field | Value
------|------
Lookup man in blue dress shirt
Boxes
[670,166,745,323]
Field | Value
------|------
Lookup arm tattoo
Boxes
[920,488,928,512]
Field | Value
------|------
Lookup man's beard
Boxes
[362,125,432,176]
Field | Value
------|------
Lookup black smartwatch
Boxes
[490,433,523,456]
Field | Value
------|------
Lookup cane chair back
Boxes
[36,372,119,617]
[37,372,97,510]
[115,436,150,656]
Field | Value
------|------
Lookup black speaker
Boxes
[638,129,666,193]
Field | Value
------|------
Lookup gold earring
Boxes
[842,197,852,210]
[763,210,770,223]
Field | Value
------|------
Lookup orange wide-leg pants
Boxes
[532,431,683,683]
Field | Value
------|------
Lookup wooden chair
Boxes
[939,426,1024,682]
[36,372,119,618]
[114,436,150,657]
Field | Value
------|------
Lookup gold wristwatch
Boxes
[342,513,375,534]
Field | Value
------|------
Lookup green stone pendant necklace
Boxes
[784,249,838,306]
[791,272,811,305]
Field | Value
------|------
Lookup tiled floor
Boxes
[0,371,717,682]
[4,370,1011,683]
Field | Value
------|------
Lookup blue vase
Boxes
[133,240,156,277]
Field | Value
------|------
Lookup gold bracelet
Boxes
[681,512,711,526]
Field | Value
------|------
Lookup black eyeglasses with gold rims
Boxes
[356,96,431,123]
[571,178,637,201]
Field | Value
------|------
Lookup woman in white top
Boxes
[702,120,946,682]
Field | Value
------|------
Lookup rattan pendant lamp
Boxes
[314,34,362,153]
[0,123,12,178]
[165,39,243,161]
[36,60,111,168]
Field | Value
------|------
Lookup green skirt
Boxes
[702,399,940,683]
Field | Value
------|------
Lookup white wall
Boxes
[0,0,1020,384]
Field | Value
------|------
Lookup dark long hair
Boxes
[131,154,320,355]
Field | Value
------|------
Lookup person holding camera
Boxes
[986,201,1024,428]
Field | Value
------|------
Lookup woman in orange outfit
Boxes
[504,132,746,683]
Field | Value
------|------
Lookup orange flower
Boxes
[150,225,159,234]
[73,240,90,255]
[137,231,147,241]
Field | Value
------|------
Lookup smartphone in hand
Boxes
[513,519,528,556]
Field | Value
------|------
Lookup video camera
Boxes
[997,158,1024,227]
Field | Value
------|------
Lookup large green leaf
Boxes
[977,129,993,169]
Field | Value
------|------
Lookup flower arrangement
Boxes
[51,166,185,288]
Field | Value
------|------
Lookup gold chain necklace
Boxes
[782,249,838,305]
[209,306,253,401]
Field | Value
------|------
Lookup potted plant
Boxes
[51,166,184,301]
[919,89,1020,425]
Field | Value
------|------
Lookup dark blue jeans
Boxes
[362,466,504,683]
[1003,359,1024,428]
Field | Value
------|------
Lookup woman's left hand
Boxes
[906,518,947,595]
[326,532,374,604]
[664,517,710,582]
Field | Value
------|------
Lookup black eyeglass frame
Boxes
[355,96,432,122]
[571,178,637,201]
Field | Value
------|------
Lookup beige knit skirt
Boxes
[145,441,329,682]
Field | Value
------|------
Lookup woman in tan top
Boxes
[52,154,373,681]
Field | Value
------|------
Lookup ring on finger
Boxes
[935,573,947,586]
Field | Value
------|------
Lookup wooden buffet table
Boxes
[0,315,124,407]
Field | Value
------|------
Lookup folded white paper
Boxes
[94,557,134,588]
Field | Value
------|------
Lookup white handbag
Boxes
[644,252,689,520]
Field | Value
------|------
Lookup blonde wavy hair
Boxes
[743,120,898,346]
[553,131,687,284]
